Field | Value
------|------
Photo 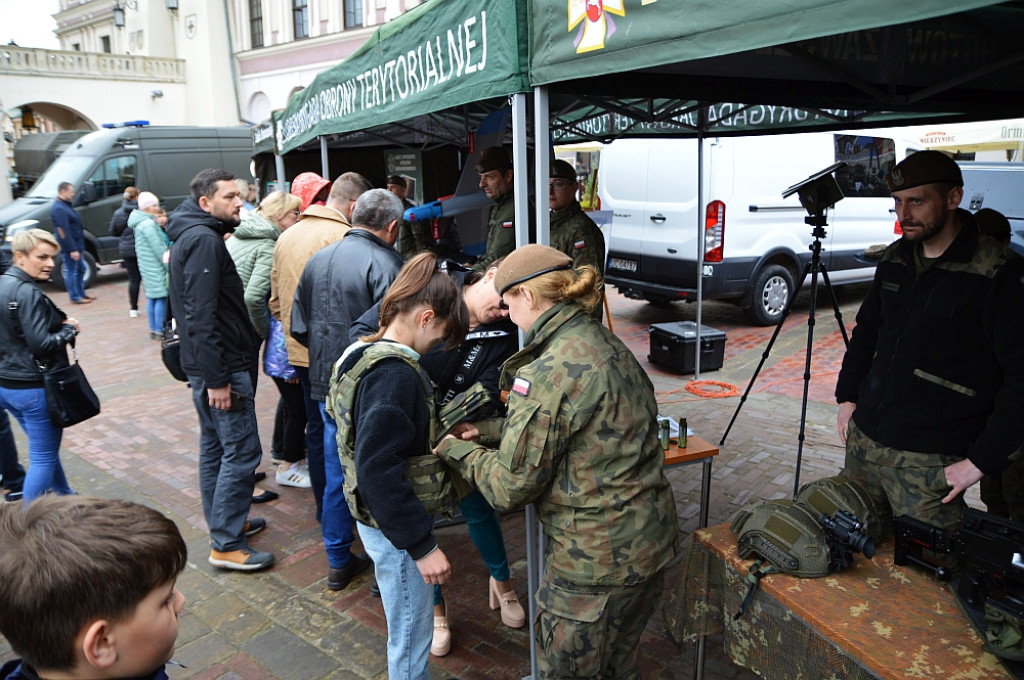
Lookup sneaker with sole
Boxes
[209,546,275,571]
[276,465,312,488]
[243,518,266,536]
[129,309,139,318]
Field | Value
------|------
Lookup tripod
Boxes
[720,213,851,498]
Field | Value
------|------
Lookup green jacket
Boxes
[437,302,678,585]
[550,201,606,277]
[130,210,170,299]
[226,214,281,339]
[473,191,535,271]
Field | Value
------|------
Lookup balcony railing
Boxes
[0,46,185,83]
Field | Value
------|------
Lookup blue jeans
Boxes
[0,409,26,493]
[319,401,355,568]
[187,370,262,551]
[0,386,71,502]
[434,490,511,605]
[295,366,325,520]
[146,297,167,334]
[60,252,86,302]
[359,522,432,680]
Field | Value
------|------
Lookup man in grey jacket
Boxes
[291,188,404,590]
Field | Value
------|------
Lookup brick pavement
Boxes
[0,268,982,679]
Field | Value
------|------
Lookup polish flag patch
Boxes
[573,239,586,250]
[512,377,531,396]
[502,221,514,228]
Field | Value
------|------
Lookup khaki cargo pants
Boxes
[842,420,965,533]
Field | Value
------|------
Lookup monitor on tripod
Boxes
[782,161,847,219]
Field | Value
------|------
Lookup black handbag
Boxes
[43,345,100,427]
[160,315,188,383]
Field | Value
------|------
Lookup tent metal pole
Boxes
[695,108,707,378]
[535,86,551,246]
[274,153,286,193]
[512,94,530,250]
[320,136,329,179]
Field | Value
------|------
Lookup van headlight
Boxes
[4,220,39,242]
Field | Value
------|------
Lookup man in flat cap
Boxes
[835,150,1024,531]
[473,146,534,271]
[549,159,606,319]
[386,175,426,260]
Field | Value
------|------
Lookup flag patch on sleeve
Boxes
[574,239,586,250]
[502,221,514,229]
[512,377,531,396]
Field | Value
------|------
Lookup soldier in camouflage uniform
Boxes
[835,151,1024,531]
[436,244,678,679]
[549,159,606,320]
[472,146,534,271]
[387,175,429,260]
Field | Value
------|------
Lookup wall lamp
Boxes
[112,0,137,28]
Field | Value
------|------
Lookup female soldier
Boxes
[436,243,678,679]
[330,252,468,680]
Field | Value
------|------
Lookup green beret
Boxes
[495,244,573,296]
[550,159,578,182]
[475,146,512,174]
[885,150,963,191]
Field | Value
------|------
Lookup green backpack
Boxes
[327,342,460,527]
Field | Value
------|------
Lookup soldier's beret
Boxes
[885,150,963,191]
[385,175,406,188]
[475,146,512,174]
[550,159,578,182]
[495,244,573,296]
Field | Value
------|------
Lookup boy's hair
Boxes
[0,496,187,672]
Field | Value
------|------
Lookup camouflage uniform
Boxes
[549,201,606,277]
[836,210,1024,528]
[397,198,431,260]
[550,201,607,321]
[980,448,1024,522]
[436,301,678,679]
[473,191,525,271]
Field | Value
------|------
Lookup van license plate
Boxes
[609,258,638,272]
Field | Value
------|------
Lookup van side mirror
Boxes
[74,183,97,207]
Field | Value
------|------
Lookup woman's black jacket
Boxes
[0,267,77,387]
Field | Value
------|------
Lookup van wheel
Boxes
[49,252,98,290]
[747,264,794,326]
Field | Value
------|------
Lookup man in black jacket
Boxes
[835,151,1024,531]
[291,188,403,589]
[167,169,273,571]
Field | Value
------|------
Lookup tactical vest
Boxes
[329,342,459,528]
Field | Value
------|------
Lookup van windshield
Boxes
[26,155,94,198]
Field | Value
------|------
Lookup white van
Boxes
[599,131,921,324]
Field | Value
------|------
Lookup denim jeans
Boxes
[187,370,261,551]
[0,409,26,493]
[319,401,355,568]
[358,522,432,680]
[0,386,72,502]
[295,366,325,520]
[60,252,86,302]
[146,296,167,334]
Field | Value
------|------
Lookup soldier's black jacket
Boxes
[835,209,1024,475]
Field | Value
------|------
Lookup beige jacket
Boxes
[269,204,351,367]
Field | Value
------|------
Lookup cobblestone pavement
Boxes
[0,268,982,679]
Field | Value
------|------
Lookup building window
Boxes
[100,35,111,53]
[293,0,308,40]
[344,0,363,29]
[250,0,263,48]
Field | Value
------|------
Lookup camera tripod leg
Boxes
[819,265,849,349]
[720,259,813,447]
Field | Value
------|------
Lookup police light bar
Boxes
[101,120,150,128]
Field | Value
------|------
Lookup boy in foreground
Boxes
[0,495,188,680]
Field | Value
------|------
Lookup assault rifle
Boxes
[894,508,1024,625]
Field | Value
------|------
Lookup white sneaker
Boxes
[276,465,312,488]
[129,309,140,318]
